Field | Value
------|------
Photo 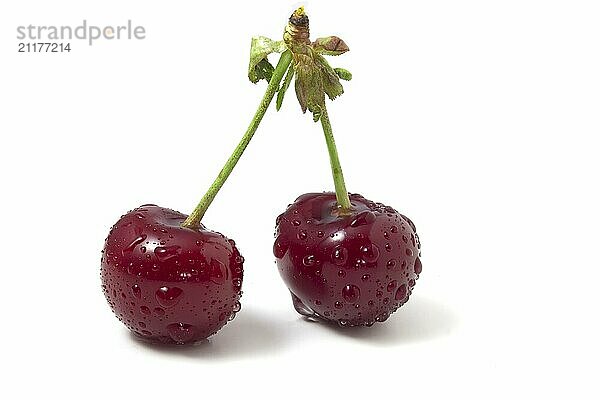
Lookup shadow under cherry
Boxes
[129,308,288,360]
[311,295,459,346]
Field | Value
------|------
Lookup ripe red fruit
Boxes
[101,205,244,344]
[274,193,422,326]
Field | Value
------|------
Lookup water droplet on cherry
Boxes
[131,284,141,299]
[302,255,316,267]
[122,234,147,255]
[342,284,361,303]
[395,284,407,300]
[360,243,380,263]
[332,246,348,266]
[154,245,181,262]
[350,211,376,227]
[209,259,228,285]
[273,237,289,259]
[166,323,196,344]
[155,286,183,308]
[387,280,398,292]
[414,258,422,274]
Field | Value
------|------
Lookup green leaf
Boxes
[313,36,349,56]
[248,36,287,83]
[252,59,275,83]
[316,55,344,101]
[334,68,352,81]
[276,63,295,111]
[294,54,325,120]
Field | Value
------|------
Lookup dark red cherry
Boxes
[274,193,422,326]
[101,205,244,344]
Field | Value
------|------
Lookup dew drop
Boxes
[302,255,316,267]
[273,237,289,259]
[361,274,370,281]
[395,284,407,300]
[406,248,414,257]
[387,259,396,269]
[334,301,343,309]
[140,306,151,315]
[154,245,182,262]
[376,312,390,322]
[292,219,301,226]
[338,270,346,277]
[390,225,398,233]
[350,211,376,227]
[166,323,196,344]
[331,246,348,266]
[209,259,228,285]
[297,230,308,240]
[414,258,423,274]
[232,301,241,313]
[155,286,183,308]
[291,292,316,317]
[360,243,380,263]
[385,243,392,252]
[387,280,398,292]
[341,284,361,303]
[131,284,141,299]
[122,234,147,255]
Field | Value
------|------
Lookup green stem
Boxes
[320,106,352,211]
[182,50,293,229]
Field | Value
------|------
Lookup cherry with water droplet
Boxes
[101,205,244,344]
[274,193,422,327]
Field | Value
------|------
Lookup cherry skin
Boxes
[101,205,244,344]
[274,192,422,326]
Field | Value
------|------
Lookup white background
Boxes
[1,1,599,398]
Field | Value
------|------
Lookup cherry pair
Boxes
[101,7,422,345]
